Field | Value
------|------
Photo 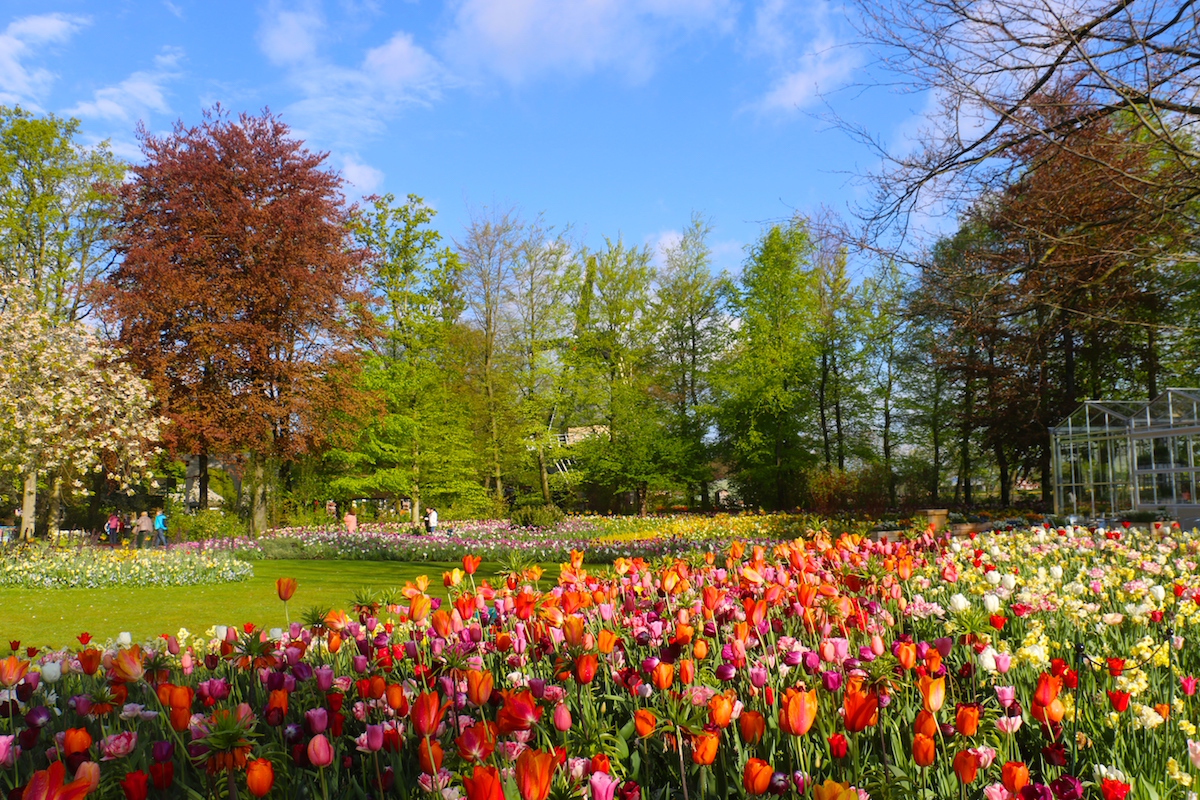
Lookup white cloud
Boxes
[750,0,859,113]
[0,13,89,106]
[65,47,183,123]
[340,154,384,194]
[256,5,445,147]
[439,0,735,84]
[257,0,323,66]
[647,229,683,269]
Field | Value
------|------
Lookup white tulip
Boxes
[1050,566,1063,580]
[1002,574,1017,591]
[117,632,132,647]
[984,594,1001,614]
[986,571,1002,586]
[949,593,971,613]
[1150,585,1166,603]
[39,661,61,684]
[977,646,997,672]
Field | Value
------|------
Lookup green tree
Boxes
[718,219,820,510]
[653,213,728,508]
[0,107,124,324]
[333,194,485,521]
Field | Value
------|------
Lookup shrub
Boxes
[509,504,564,529]
[168,508,248,541]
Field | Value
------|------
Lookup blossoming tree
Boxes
[0,283,162,540]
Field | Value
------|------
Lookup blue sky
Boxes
[0,0,931,273]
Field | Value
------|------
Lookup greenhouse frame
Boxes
[1051,388,1200,523]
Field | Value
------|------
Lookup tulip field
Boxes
[2,519,1200,799]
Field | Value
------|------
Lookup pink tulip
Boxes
[0,735,13,768]
[994,653,1011,673]
[983,783,1012,800]
[591,771,620,800]
[553,703,572,732]
[76,761,101,791]
[307,734,334,767]
[995,715,1022,735]
[100,731,137,761]
[1181,676,1197,697]
[995,686,1015,708]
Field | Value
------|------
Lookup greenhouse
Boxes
[1051,388,1200,523]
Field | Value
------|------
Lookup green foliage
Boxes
[169,509,249,542]
[509,503,564,529]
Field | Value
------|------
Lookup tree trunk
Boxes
[819,350,831,467]
[537,446,551,505]
[833,352,845,471]
[995,443,1010,506]
[961,364,974,506]
[637,483,648,517]
[699,479,711,511]
[251,456,268,535]
[1146,324,1158,399]
[1062,327,1075,404]
[198,452,210,509]
[47,473,62,541]
[21,469,37,541]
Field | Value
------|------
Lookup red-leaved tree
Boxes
[100,108,366,530]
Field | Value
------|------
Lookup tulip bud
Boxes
[553,703,572,732]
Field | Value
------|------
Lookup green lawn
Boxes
[2,559,539,650]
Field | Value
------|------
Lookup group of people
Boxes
[103,509,168,547]
[322,500,438,534]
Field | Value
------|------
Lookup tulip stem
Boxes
[675,724,690,800]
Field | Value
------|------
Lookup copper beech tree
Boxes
[100,109,366,531]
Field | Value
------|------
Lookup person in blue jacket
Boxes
[153,508,168,546]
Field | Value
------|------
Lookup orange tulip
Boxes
[1032,697,1065,725]
[913,710,938,739]
[462,765,504,800]
[779,687,818,736]
[496,690,541,734]
[62,728,92,757]
[562,616,586,648]
[462,554,482,576]
[575,654,598,685]
[112,646,144,682]
[912,733,936,767]
[1002,761,1029,794]
[409,594,431,624]
[78,648,101,676]
[692,639,709,660]
[418,738,443,775]
[385,683,407,714]
[597,629,618,654]
[1033,673,1062,707]
[952,750,979,784]
[514,748,556,800]
[411,691,448,738]
[679,659,695,685]
[326,632,342,654]
[246,758,275,797]
[842,676,879,731]
[812,779,858,800]
[467,670,493,706]
[955,704,980,737]
[0,656,29,688]
[17,762,91,800]
[917,674,945,713]
[709,694,734,728]
[692,731,719,765]
[739,711,765,745]
[651,662,674,690]
[275,577,297,602]
[742,758,773,796]
[634,709,656,738]
[895,642,917,670]
[267,689,288,718]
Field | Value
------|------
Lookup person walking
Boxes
[134,511,153,549]
[342,505,357,534]
[426,506,438,535]
[153,508,168,546]
[104,512,121,543]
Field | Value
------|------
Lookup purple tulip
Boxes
[749,665,768,688]
[783,650,802,667]
[352,655,369,673]
[1049,776,1083,800]
[292,663,313,682]
[934,637,953,658]
[529,678,546,699]
[305,707,328,735]
[801,651,821,674]
[23,706,50,728]
[715,664,737,682]
[152,740,175,763]
[821,670,842,692]
[314,667,333,692]
[365,724,384,752]
[1019,784,1053,800]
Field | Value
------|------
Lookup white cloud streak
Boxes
[0,13,89,107]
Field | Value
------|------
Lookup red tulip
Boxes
[19,762,91,800]
[515,748,556,800]
[456,721,498,762]
[112,646,144,683]
[411,691,449,737]
[246,759,275,797]
[119,770,149,800]
[497,690,541,734]
[1107,690,1130,712]
[462,765,504,800]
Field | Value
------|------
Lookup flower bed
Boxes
[0,547,253,589]
[189,514,864,565]
[4,524,1198,798]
